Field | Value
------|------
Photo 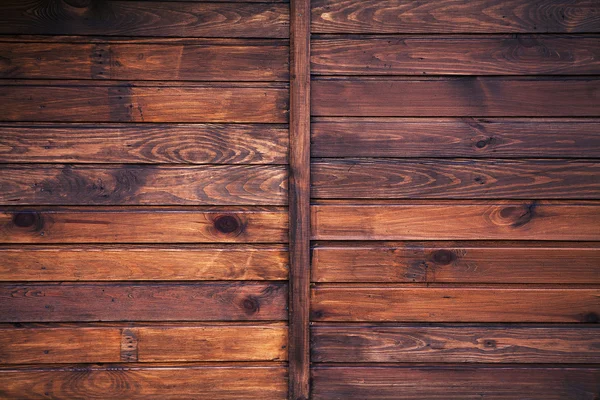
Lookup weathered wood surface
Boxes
[0,207,288,243]
[312,0,600,33]
[312,35,600,75]
[312,78,600,117]
[312,325,600,363]
[0,283,288,322]
[312,242,600,284]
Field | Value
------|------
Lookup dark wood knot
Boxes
[430,249,456,265]
[583,312,599,323]
[13,211,44,231]
[241,297,260,315]
[213,215,240,234]
[484,339,497,348]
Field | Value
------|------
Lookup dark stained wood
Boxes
[0,1,289,38]
[311,286,600,322]
[311,159,600,199]
[0,244,288,281]
[1,164,287,205]
[312,325,600,363]
[0,207,288,243]
[312,242,600,284]
[311,203,600,241]
[0,41,289,81]
[0,283,288,322]
[311,0,600,34]
[312,78,600,117]
[311,366,600,399]
[311,118,600,158]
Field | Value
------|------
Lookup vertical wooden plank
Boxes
[289,0,310,398]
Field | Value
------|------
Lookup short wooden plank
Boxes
[311,203,600,241]
[311,366,600,399]
[0,1,289,38]
[311,159,600,199]
[0,41,289,81]
[0,283,288,322]
[0,365,287,399]
[312,242,600,284]
[312,325,600,363]
[311,0,600,33]
[311,286,600,322]
[0,208,288,243]
[0,165,288,206]
[311,119,600,158]
[312,35,600,75]
[312,78,600,117]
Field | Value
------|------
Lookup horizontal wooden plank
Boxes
[311,203,600,241]
[312,35,600,75]
[0,244,288,281]
[312,78,600,117]
[311,0,600,33]
[311,119,600,158]
[0,283,288,322]
[312,325,600,363]
[311,159,600,199]
[0,1,289,38]
[0,41,289,81]
[311,286,600,322]
[0,207,288,243]
[0,165,288,205]
[0,83,288,123]
[312,366,600,399]
[312,242,600,283]
[0,365,287,399]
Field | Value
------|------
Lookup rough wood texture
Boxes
[0,283,288,322]
[312,78,600,117]
[0,207,288,243]
[312,242,600,284]
[311,286,600,322]
[312,325,600,363]
[311,0,600,33]
[311,118,600,158]
[1,165,288,205]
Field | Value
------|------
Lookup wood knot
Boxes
[13,211,44,231]
[62,0,91,8]
[583,312,599,323]
[312,310,324,319]
[213,215,241,234]
[499,202,537,228]
[430,249,456,265]
[242,297,260,315]
[484,339,497,348]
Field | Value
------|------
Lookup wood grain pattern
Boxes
[312,78,600,117]
[312,242,600,284]
[312,35,600,75]
[311,0,600,33]
[0,165,287,205]
[0,283,288,322]
[0,207,288,243]
[312,325,600,363]
[0,1,289,38]
[311,118,600,158]
[311,159,600,199]
[311,203,600,241]
[0,41,289,81]
[311,286,600,322]
[312,366,600,399]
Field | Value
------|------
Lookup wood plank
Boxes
[0,41,289,81]
[0,1,289,38]
[311,0,600,33]
[311,159,600,200]
[0,245,288,281]
[312,325,600,363]
[0,165,288,206]
[312,366,600,399]
[0,83,288,123]
[311,119,600,158]
[0,283,288,322]
[0,365,287,399]
[311,203,600,241]
[0,123,288,164]
[311,286,600,322]
[312,35,600,75]
[0,207,288,243]
[312,242,600,284]
[312,78,600,117]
